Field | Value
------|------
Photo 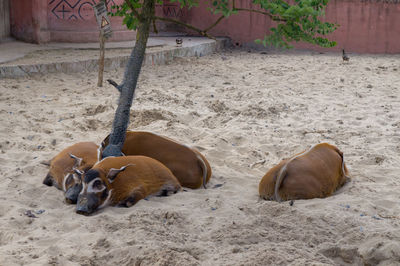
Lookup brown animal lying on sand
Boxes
[259,143,349,202]
[75,156,181,215]
[100,131,212,189]
[43,132,212,205]
[42,142,99,203]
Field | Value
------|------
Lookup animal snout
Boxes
[65,191,77,204]
[65,198,74,205]
[76,205,90,215]
[76,197,90,215]
[65,184,82,204]
[78,196,88,206]
[43,174,53,186]
[76,195,99,215]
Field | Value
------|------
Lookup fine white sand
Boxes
[0,50,399,265]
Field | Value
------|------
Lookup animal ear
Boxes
[69,153,83,169]
[74,169,84,177]
[97,145,102,161]
[101,134,109,150]
[106,164,133,183]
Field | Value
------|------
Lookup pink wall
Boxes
[10,0,135,43]
[9,0,185,43]
[46,0,134,42]
[297,0,400,53]
[10,0,50,43]
[181,0,400,54]
[9,0,400,53]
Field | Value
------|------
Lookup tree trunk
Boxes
[101,0,155,158]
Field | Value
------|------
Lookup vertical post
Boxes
[97,0,107,87]
[98,30,105,87]
[94,0,112,87]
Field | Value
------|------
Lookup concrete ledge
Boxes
[49,30,136,43]
[145,38,226,66]
[0,37,227,79]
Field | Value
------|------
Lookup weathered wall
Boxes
[8,0,400,53]
[10,0,35,43]
[46,0,134,42]
[10,0,135,43]
[10,0,50,43]
[0,0,10,41]
[297,0,400,53]
[181,0,400,53]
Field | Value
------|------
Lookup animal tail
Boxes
[196,154,208,189]
[341,154,348,180]
[339,150,349,180]
[274,164,288,202]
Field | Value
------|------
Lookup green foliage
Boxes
[213,0,337,48]
[110,0,198,30]
[210,0,237,16]
[111,0,337,48]
[110,1,141,30]
[168,0,199,8]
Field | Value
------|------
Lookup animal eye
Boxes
[93,180,103,190]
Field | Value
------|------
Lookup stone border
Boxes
[0,39,227,79]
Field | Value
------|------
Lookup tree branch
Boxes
[107,79,122,93]
[234,8,286,22]
[203,15,225,34]
[154,3,285,40]
[152,18,158,34]
[125,0,142,21]
[154,16,216,40]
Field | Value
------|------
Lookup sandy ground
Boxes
[0,50,399,265]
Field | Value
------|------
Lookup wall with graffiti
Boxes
[9,0,189,43]
[10,0,135,43]
[45,0,190,41]
[48,0,118,21]
[46,0,135,42]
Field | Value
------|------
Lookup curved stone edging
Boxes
[0,39,227,79]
